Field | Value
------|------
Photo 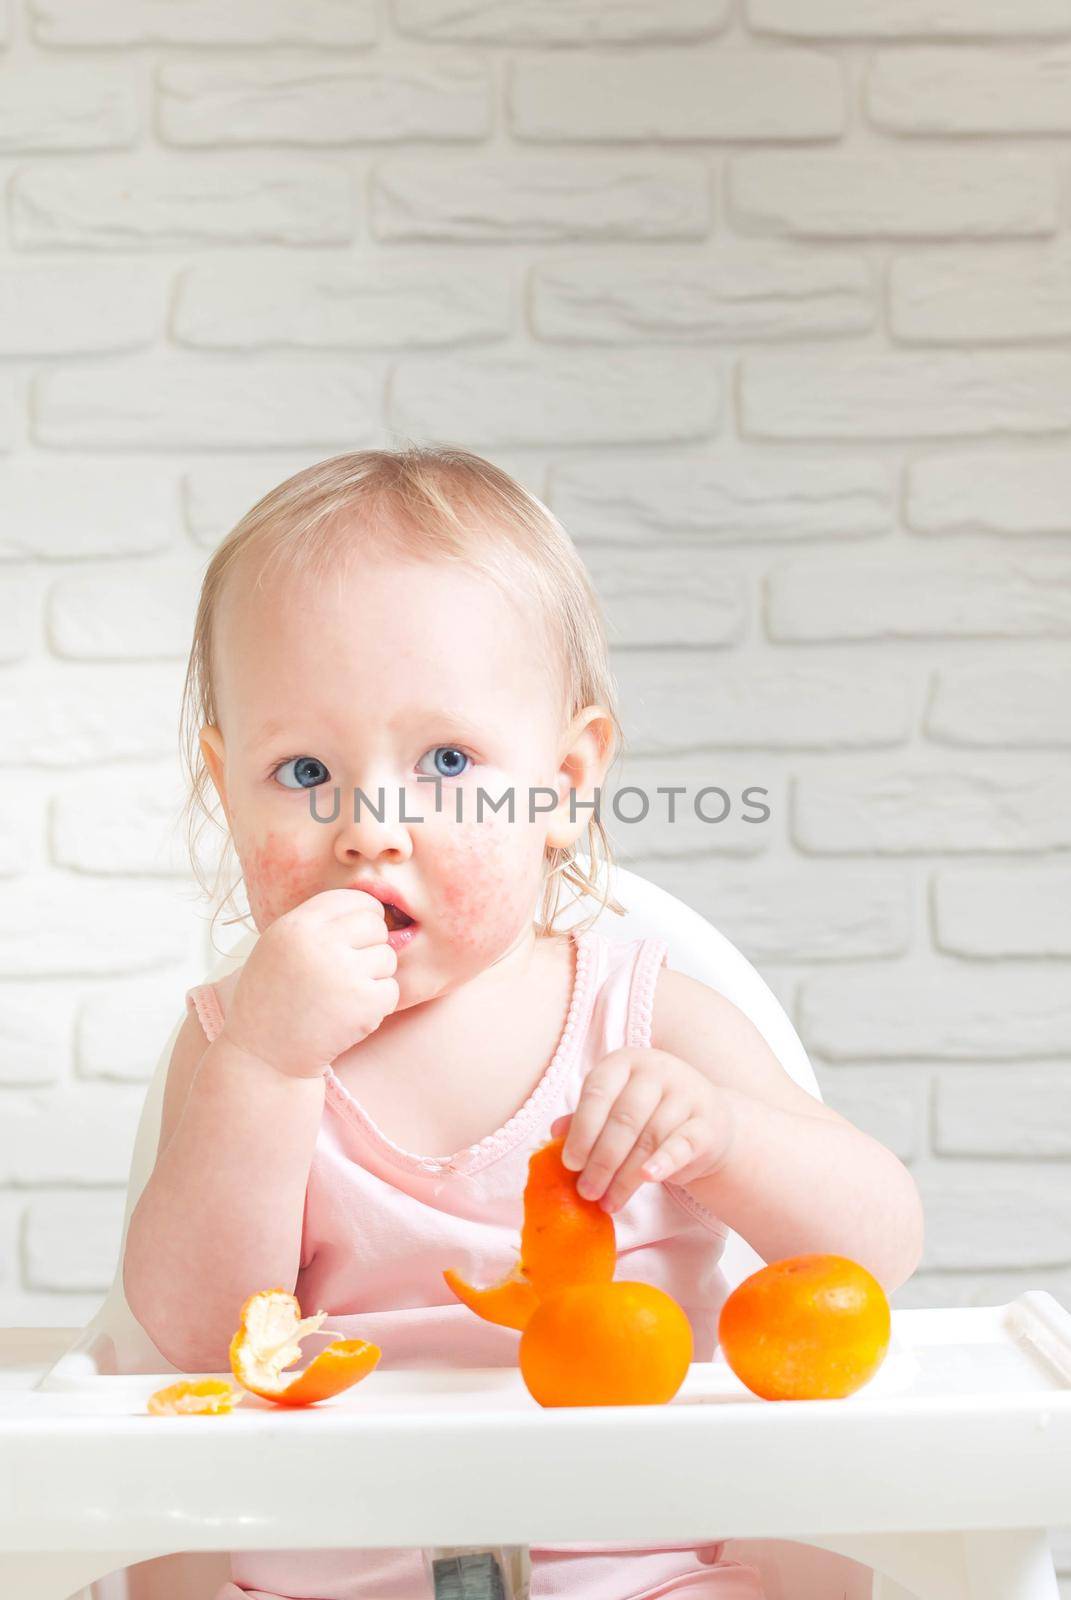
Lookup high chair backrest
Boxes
[38,858,823,1389]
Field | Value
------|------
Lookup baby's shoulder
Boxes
[212,965,242,1013]
[648,962,747,1059]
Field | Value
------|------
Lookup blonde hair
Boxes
[178,444,628,953]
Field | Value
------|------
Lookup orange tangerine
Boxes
[717,1253,891,1401]
[519,1280,693,1408]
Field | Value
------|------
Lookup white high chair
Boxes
[6,860,1067,1600]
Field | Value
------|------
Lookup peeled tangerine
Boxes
[229,1288,381,1407]
[718,1253,891,1402]
[445,1135,693,1407]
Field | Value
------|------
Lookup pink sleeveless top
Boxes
[186,926,764,1600]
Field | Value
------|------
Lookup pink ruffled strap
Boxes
[186,983,224,1044]
[625,936,669,1051]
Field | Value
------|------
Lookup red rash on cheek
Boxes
[432,816,540,958]
[237,831,323,929]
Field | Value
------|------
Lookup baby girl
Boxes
[123,446,923,1600]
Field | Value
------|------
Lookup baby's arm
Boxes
[125,891,397,1370]
[123,1010,325,1371]
[651,968,924,1294]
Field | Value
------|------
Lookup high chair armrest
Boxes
[0,1328,83,1389]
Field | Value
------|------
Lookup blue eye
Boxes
[273,756,330,790]
[417,746,472,780]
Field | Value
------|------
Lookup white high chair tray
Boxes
[0,1293,1067,1564]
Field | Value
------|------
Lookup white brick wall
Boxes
[1,13,1069,1550]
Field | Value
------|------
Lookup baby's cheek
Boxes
[237,830,322,929]
[432,811,540,958]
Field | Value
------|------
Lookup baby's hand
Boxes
[222,889,400,1080]
[550,1048,734,1214]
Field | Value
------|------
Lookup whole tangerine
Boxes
[519,1280,693,1408]
[717,1253,890,1402]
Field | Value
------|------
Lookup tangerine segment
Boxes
[147,1378,243,1416]
[442,1136,616,1332]
[718,1253,891,1402]
[229,1288,381,1408]
[519,1281,693,1408]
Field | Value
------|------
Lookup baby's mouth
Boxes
[383,903,415,932]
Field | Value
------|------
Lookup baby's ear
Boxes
[546,706,616,850]
[569,705,617,780]
[199,725,230,821]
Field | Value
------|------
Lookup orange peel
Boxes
[229,1287,380,1407]
[148,1377,243,1416]
[443,1135,616,1331]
